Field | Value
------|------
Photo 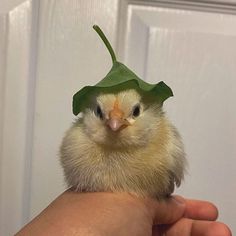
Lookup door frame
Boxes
[1,0,236,234]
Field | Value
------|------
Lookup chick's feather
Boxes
[60,89,186,198]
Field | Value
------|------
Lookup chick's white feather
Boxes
[60,89,186,198]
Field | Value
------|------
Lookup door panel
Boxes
[124,3,236,231]
[29,0,119,219]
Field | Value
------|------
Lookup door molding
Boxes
[0,0,37,235]
[129,0,236,14]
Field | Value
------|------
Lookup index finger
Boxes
[184,198,218,221]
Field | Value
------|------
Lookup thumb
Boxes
[146,196,186,224]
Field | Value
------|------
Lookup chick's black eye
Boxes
[132,104,140,117]
[95,105,103,119]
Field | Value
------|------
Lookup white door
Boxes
[1,0,236,235]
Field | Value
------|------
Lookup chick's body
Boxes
[60,89,186,198]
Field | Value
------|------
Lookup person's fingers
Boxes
[145,196,186,224]
[184,199,218,221]
[161,218,232,236]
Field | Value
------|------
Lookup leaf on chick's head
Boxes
[72,25,173,116]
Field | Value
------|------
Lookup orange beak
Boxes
[106,100,128,131]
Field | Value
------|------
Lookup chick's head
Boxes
[81,89,163,148]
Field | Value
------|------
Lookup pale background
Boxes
[0,0,236,235]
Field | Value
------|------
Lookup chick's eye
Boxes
[132,104,140,118]
[95,105,103,119]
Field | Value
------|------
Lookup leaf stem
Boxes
[93,25,117,64]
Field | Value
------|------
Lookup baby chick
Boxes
[60,89,186,199]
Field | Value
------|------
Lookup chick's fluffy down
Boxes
[60,89,186,198]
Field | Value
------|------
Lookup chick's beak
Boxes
[106,118,125,131]
[106,105,129,131]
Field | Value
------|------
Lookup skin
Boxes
[16,190,232,236]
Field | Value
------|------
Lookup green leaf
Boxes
[73,25,173,115]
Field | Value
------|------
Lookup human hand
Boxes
[153,198,232,236]
[16,190,231,236]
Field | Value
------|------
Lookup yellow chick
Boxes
[60,89,186,199]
